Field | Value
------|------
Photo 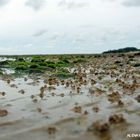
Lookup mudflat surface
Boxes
[0,54,140,140]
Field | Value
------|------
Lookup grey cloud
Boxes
[123,0,140,7]
[49,34,60,40]
[0,0,9,7]
[58,0,89,10]
[33,29,47,37]
[25,0,45,10]
[101,0,115,2]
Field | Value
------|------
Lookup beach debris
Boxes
[66,81,70,87]
[71,106,82,113]
[118,100,124,106]
[108,91,121,103]
[135,95,140,103]
[48,86,56,91]
[39,92,44,99]
[61,80,65,85]
[109,114,125,124]
[10,84,18,88]
[92,106,100,113]
[89,88,95,95]
[91,79,96,85]
[18,89,25,94]
[32,99,38,103]
[77,87,80,94]
[7,79,11,84]
[51,92,55,96]
[84,110,88,115]
[0,92,6,96]
[0,109,8,117]
[60,93,64,97]
[30,95,35,99]
[24,77,28,81]
[37,108,42,113]
[88,121,110,133]
[47,127,57,135]
[40,86,45,93]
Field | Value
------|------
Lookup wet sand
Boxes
[0,54,140,140]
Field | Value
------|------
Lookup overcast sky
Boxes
[0,0,140,54]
